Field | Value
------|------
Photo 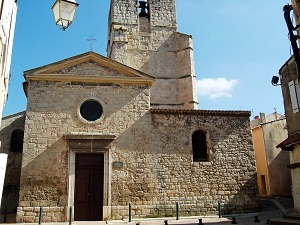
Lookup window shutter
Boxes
[288,80,300,113]
[295,79,300,105]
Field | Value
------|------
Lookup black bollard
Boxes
[198,218,204,225]
[218,202,221,218]
[254,215,260,223]
[176,202,179,220]
[129,203,132,222]
[38,207,43,225]
[3,205,7,223]
[69,206,72,225]
[231,217,237,224]
[164,220,168,225]
[136,223,140,225]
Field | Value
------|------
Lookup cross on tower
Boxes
[87,36,97,51]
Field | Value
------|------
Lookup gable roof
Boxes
[23,51,154,86]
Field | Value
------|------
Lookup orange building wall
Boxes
[252,126,271,197]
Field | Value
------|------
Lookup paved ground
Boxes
[0,198,295,225]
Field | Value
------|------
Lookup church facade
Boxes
[0,0,259,222]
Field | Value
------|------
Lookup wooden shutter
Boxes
[288,80,300,113]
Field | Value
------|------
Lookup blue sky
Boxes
[3,0,292,118]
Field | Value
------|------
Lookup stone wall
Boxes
[17,80,151,222]
[0,112,25,217]
[110,109,259,219]
[13,77,259,222]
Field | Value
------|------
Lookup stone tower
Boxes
[107,0,198,109]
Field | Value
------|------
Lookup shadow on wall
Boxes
[0,108,261,220]
[221,175,260,215]
[18,137,69,208]
[0,136,69,222]
[0,153,22,215]
[268,150,292,197]
[0,113,25,218]
[112,112,260,218]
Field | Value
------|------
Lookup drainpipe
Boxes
[283,4,300,80]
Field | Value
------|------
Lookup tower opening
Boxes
[138,0,149,17]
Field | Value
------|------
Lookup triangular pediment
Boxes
[24,51,154,85]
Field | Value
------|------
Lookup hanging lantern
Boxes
[52,0,79,31]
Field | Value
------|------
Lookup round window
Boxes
[80,100,103,121]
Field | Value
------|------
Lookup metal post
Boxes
[176,202,179,220]
[164,220,168,225]
[69,206,72,225]
[231,217,237,224]
[254,215,260,223]
[129,203,132,222]
[198,218,204,225]
[218,202,221,218]
[3,205,7,223]
[38,207,43,225]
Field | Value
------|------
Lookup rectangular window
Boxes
[288,79,300,113]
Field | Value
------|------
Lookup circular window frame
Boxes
[77,97,105,124]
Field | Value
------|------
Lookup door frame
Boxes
[65,134,115,221]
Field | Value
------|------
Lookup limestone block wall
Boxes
[17,80,150,222]
[15,77,259,222]
[175,33,198,109]
[150,79,179,107]
[108,29,198,109]
[0,112,25,216]
[109,110,259,219]
[109,0,177,31]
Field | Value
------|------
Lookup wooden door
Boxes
[74,154,104,221]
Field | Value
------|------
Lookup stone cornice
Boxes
[24,73,154,86]
[150,108,251,117]
[24,51,154,79]
[64,132,116,140]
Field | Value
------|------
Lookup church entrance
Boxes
[74,153,104,221]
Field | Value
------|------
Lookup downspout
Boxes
[283,4,300,80]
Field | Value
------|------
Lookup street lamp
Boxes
[52,0,79,31]
[271,75,281,86]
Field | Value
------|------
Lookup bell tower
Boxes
[107,0,198,109]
